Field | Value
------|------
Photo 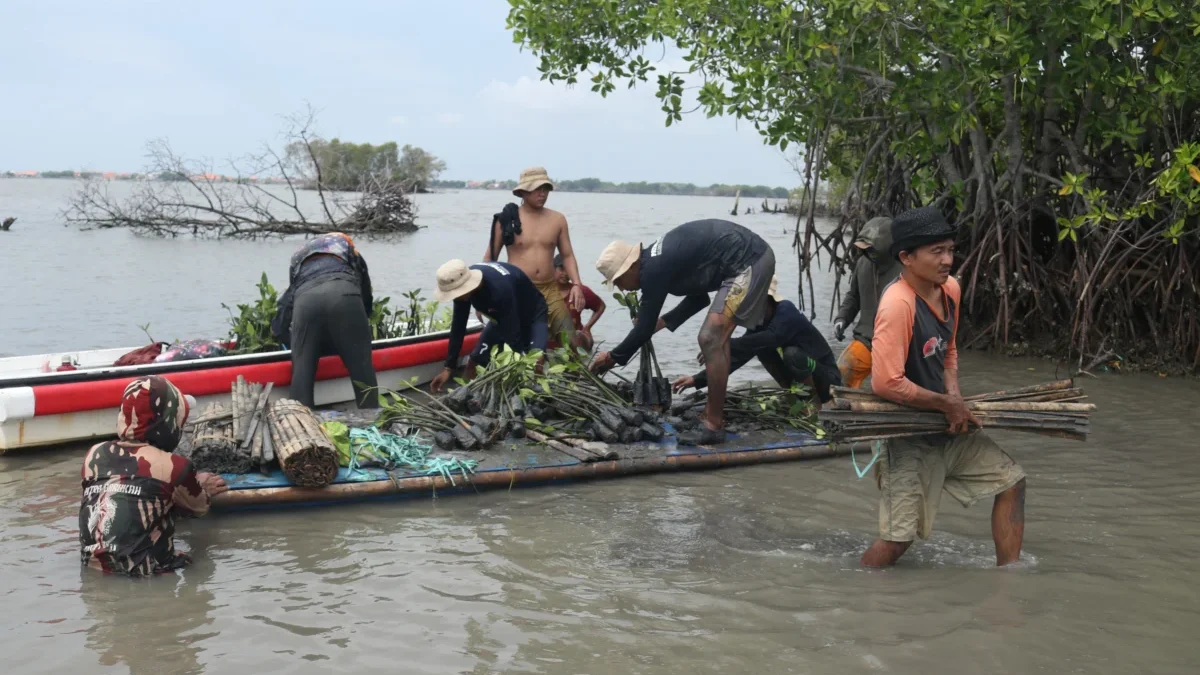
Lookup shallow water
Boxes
[2,180,1199,674]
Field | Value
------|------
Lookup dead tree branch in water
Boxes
[64,108,419,239]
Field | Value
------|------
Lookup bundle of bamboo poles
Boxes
[180,377,276,474]
[186,402,250,474]
[232,376,275,471]
[267,399,340,487]
[818,379,1093,442]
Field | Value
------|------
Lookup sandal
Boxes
[676,425,727,446]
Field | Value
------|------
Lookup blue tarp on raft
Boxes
[222,427,828,491]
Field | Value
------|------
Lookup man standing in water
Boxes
[590,219,776,446]
[862,206,1026,567]
[833,216,901,389]
[483,167,585,347]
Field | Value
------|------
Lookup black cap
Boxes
[553,253,564,268]
[889,206,957,261]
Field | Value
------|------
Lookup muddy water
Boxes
[2,180,1199,674]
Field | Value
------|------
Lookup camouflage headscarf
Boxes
[116,376,190,451]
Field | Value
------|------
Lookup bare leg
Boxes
[698,312,738,431]
[861,539,912,567]
[992,478,1026,566]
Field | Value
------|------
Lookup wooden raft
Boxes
[267,399,339,487]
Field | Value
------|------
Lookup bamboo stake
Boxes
[526,429,602,463]
[231,376,245,440]
[963,379,1074,400]
[844,400,1095,414]
[969,401,1095,412]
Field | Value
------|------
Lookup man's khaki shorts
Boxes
[711,247,775,330]
[875,432,1025,541]
[534,279,576,344]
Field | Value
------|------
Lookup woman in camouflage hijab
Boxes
[79,376,227,576]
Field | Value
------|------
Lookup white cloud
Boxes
[389,115,408,126]
[477,76,592,112]
[437,112,464,126]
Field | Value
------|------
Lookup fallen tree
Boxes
[65,109,420,238]
[508,0,1200,373]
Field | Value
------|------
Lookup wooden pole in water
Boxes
[211,443,850,509]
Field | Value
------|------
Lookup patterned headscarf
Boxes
[116,376,190,451]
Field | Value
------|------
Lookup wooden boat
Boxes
[0,326,481,453]
[213,427,845,510]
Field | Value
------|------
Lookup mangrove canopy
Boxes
[508,0,1200,372]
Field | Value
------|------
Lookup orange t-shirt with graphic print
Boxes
[870,275,961,403]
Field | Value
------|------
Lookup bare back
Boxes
[486,204,566,283]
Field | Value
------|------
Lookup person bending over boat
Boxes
[833,216,901,389]
[590,219,776,446]
[272,232,378,409]
[79,376,228,577]
[671,277,841,404]
[483,167,586,347]
[552,253,606,351]
[430,259,549,392]
[861,206,1026,568]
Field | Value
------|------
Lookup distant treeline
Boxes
[431,178,790,199]
[4,171,146,180]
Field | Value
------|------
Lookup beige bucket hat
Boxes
[434,259,484,302]
[768,276,784,302]
[513,166,555,196]
[596,241,642,289]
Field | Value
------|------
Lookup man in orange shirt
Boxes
[861,206,1027,567]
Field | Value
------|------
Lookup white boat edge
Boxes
[0,324,480,453]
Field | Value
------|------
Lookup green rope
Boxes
[347,426,478,484]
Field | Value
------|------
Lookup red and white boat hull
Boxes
[0,328,479,453]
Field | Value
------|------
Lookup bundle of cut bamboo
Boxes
[267,398,339,487]
[187,402,250,473]
[818,379,1092,442]
[232,376,275,472]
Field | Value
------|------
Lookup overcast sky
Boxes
[1,0,798,186]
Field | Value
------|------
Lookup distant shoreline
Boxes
[1,173,799,201]
[431,179,792,200]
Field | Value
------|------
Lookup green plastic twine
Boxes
[347,427,478,484]
[850,440,884,479]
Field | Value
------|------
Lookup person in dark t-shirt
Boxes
[671,276,842,403]
[271,232,378,408]
[430,259,549,392]
[590,219,776,445]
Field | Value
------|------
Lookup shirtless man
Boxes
[483,167,584,346]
